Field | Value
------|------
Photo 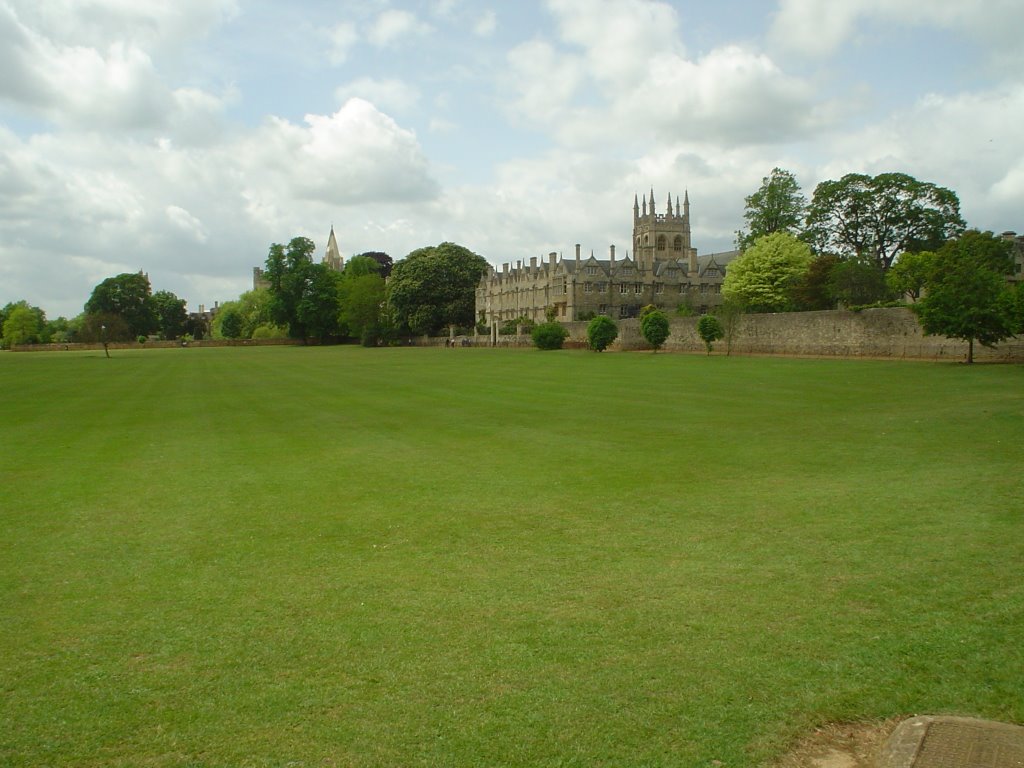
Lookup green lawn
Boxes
[1,346,1021,767]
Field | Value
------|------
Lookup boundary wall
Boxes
[11,338,303,352]
[460,308,1024,362]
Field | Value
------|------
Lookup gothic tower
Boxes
[323,226,345,272]
[632,189,696,272]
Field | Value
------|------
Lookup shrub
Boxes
[531,322,569,350]
[586,315,618,351]
[696,314,724,355]
[640,309,670,352]
[499,315,534,335]
[137,335,147,344]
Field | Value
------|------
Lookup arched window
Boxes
[673,235,683,251]
[656,235,666,251]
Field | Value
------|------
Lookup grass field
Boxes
[1,346,1022,767]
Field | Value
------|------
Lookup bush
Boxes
[531,322,569,350]
[137,335,147,344]
[586,315,618,351]
[696,314,724,355]
[640,309,670,352]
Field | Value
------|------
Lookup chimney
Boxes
[549,251,557,267]
[530,256,537,273]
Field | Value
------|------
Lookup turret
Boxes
[634,194,640,221]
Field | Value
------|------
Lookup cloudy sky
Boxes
[2,0,1023,318]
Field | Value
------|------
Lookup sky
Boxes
[2,0,1023,319]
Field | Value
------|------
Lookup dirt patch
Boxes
[772,718,905,768]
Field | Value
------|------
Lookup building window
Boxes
[699,284,708,294]
[657,235,666,251]
[584,282,593,293]
[655,283,664,294]
[599,304,608,314]
[596,282,607,292]
[586,266,598,275]
[634,283,642,294]
[667,268,678,279]
[619,283,629,294]
[622,267,633,276]
[674,235,683,251]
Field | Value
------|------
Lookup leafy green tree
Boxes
[640,309,670,352]
[828,258,892,307]
[586,315,618,351]
[696,314,724,355]
[264,237,341,340]
[913,230,1016,364]
[339,273,386,345]
[531,321,569,350]
[84,272,157,339]
[790,254,841,311]
[219,306,244,339]
[355,251,393,278]
[151,290,188,339]
[387,242,488,335]
[887,251,934,302]
[736,168,807,251]
[2,304,44,346]
[343,255,382,278]
[806,172,965,270]
[722,231,813,313]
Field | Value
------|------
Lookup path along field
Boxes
[1,346,1021,767]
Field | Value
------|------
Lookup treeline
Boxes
[0,272,198,348]
[722,169,1024,362]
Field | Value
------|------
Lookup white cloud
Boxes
[474,10,496,38]
[334,78,421,114]
[166,205,208,243]
[325,22,358,65]
[367,9,430,48]
[770,0,1024,65]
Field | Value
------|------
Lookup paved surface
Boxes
[879,716,1024,768]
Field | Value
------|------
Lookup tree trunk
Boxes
[967,338,974,364]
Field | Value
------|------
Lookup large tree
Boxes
[886,251,934,303]
[151,290,188,340]
[913,230,1016,364]
[339,273,387,345]
[264,237,341,341]
[84,272,157,339]
[387,242,488,335]
[2,303,44,346]
[805,172,965,270]
[736,167,807,251]
[827,258,892,307]
[722,231,813,313]
[354,251,394,278]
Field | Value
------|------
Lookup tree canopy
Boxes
[339,273,387,345]
[805,172,965,270]
[84,272,157,339]
[2,303,44,347]
[387,242,488,336]
[586,315,618,352]
[640,309,670,352]
[264,237,341,340]
[913,230,1017,363]
[737,168,807,251]
[354,251,394,278]
[722,232,813,313]
[151,290,188,340]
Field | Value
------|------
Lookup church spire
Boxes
[323,225,344,272]
[634,193,640,220]
[675,195,681,217]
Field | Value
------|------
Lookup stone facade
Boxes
[476,190,737,327]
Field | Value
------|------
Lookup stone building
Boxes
[476,190,738,327]
[253,226,345,291]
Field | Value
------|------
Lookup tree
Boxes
[913,230,1016,364]
[790,254,841,311]
[342,255,382,278]
[354,251,394,278]
[264,237,341,341]
[531,321,569,350]
[151,290,188,340]
[219,306,244,339]
[696,314,724,355]
[722,231,813,313]
[827,258,892,307]
[713,298,743,355]
[2,304,44,346]
[387,242,488,336]
[84,272,157,339]
[805,172,965,270]
[640,309,670,352]
[586,315,618,351]
[339,273,386,345]
[886,251,934,302]
[736,168,807,251]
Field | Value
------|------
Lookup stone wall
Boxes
[473,308,1024,362]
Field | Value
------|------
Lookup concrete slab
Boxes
[878,716,1024,768]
